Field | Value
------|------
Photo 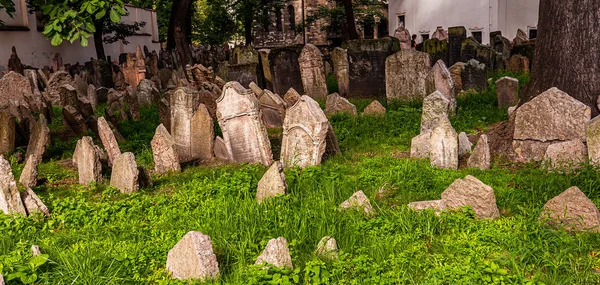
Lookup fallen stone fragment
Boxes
[283,88,301,107]
[467,134,491,170]
[441,175,499,219]
[0,155,27,215]
[407,200,446,214]
[166,231,220,281]
[543,140,587,171]
[541,186,600,232]
[256,161,287,203]
[325,93,357,117]
[315,236,338,260]
[340,190,375,216]
[255,237,293,269]
[458,132,472,155]
[31,245,42,256]
[362,100,386,116]
[20,187,50,217]
[19,155,39,187]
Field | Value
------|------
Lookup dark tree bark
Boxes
[520,0,600,116]
[341,0,359,40]
[93,21,106,61]
[244,15,254,45]
[167,0,193,66]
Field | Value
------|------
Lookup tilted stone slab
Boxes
[20,187,50,217]
[25,115,50,162]
[426,60,456,114]
[73,136,103,185]
[97,117,121,166]
[257,161,287,203]
[467,134,491,170]
[0,155,27,215]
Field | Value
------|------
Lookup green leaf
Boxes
[85,22,96,33]
[95,8,106,20]
[43,24,53,34]
[86,3,95,14]
[80,36,89,47]
[109,9,120,22]
[51,33,63,46]
[29,254,49,268]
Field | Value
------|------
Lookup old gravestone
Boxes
[137,79,159,106]
[19,155,39,187]
[363,100,386,116]
[299,44,328,100]
[73,136,102,185]
[281,96,338,168]
[425,60,456,114]
[151,124,181,174]
[269,46,304,96]
[259,49,273,90]
[8,46,24,75]
[258,89,286,129]
[513,88,590,162]
[543,140,587,171]
[386,50,431,101]
[540,186,600,232]
[331,48,350,97]
[62,105,88,136]
[586,116,600,166]
[462,59,487,91]
[0,72,35,108]
[256,161,288,203]
[429,116,458,170]
[283,88,301,107]
[393,27,412,50]
[449,62,465,94]
[340,190,375,216]
[325,93,357,117]
[97,117,121,166]
[166,231,220,280]
[190,104,214,161]
[25,115,50,162]
[110,152,139,194]
[59,84,78,107]
[495,77,519,109]
[422,38,449,67]
[170,87,214,162]
[505,54,530,74]
[467,134,491,170]
[421,91,450,133]
[448,26,466,66]
[255,237,293,269]
[432,26,448,41]
[0,110,15,156]
[347,38,400,98]
[45,71,73,106]
[122,46,147,88]
[0,155,27,215]
[441,175,500,219]
[216,82,272,166]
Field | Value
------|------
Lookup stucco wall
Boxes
[388,0,539,44]
[0,3,160,70]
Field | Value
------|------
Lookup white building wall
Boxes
[388,0,539,45]
[0,3,160,70]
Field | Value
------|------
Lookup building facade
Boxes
[388,0,540,44]
[0,2,160,70]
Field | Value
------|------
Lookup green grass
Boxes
[2,71,600,284]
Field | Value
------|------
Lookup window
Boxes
[472,31,482,43]
[397,15,405,28]
[262,10,269,32]
[528,28,537,39]
[288,5,295,30]
[421,34,429,41]
[378,18,388,38]
[275,9,282,31]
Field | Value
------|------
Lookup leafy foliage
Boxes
[191,0,236,45]
[0,0,16,26]
[102,20,146,44]
[301,0,386,38]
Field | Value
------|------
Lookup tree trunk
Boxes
[93,21,106,61]
[167,0,193,66]
[520,0,600,116]
[244,15,253,45]
[341,0,359,40]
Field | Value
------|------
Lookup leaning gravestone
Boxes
[283,88,301,107]
[0,71,34,108]
[496,77,519,109]
[45,71,73,106]
[448,26,466,66]
[19,155,39,187]
[420,91,450,133]
[73,136,102,185]
[59,84,78,108]
[325,93,357,117]
[467,134,491,170]
[299,44,328,100]
[331,48,350,97]
[539,186,600,232]
[25,115,50,162]
[152,124,181,174]
[513,88,590,162]
[425,60,455,114]
[448,62,465,94]
[0,110,15,156]
[393,27,412,50]
[347,38,400,98]
[386,50,431,101]
[62,105,88,136]
[258,90,286,129]
[170,87,213,162]
[217,82,273,166]
[97,117,121,166]
[137,79,159,106]
[462,59,487,91]
[429,116,458,170]
[432,26,448,41]
[190,104,214,161]
[166,231,220,281]
[458,132,472,155]
[269,46,304,96]
[281,96,332,168]
[256,161,287,203]
[110,152,139,194]
[20,187,49,217]
[259,49,273,90]
[213,136,230,161]
[0,155,27,215]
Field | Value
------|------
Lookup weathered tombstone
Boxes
[249,82,263,97]
[432,26,448,41]
[122,46,147,88]
[461,59,487,91]
[543,140,587,171]
[151,124,181,174]
[74,74,88,97]
[393,27,411,50]
[315,236,338,260]
[491,34,511,67]
[73,136,102,185]
[45,71,73,106]
[410,132,431,158]
[458,132,472,155]
[0,71,34,108]
[137,79,159,106]
[256,161,287,203]
[166,231,220,281]
[340,190,375,216]
[110,152,139,194]
[495,76,519,109]
[363,100,386,116]
[429,116,458,170]
[51,53,63,71]
[299,44,328,100]
[281,96,331,168]
[386,50,431,101]
[325,93,357,117]
[0,155,27,215]
[440,175,500,219]
[159,69,173,90]
[25,115,50,162]
[513,29,528,46]
[426,60,455,114]
[505,54,530,74]
[19,155,39,187]
[513,88,590,162]
[91,59,114,89]
[422,38,449,67]
[0,111,15,156]
[170,87,200,162]
[216,82,272,166]
[420,91,450,133]
[213,136,230,161]
[258,49,273,90]
[586,116,600,166]
[227,63,258,88]
[255,237,293,269]
[448,26,466,66]
[97,117,121,166]
[20,187,49,217]
[59,84,78,107]
[190,104,214,161]
[331,48,349,97]
[539,186,600,232]
[62,105,88,136]
[283,88,301,107]
[269,46,304,95]
[467,134,491,170]
[449,62,465,93]
[258,90,286,129]
[347,38,400,98]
